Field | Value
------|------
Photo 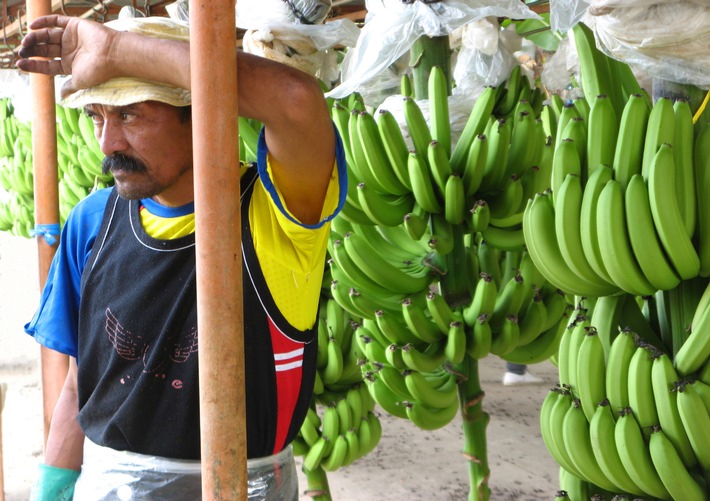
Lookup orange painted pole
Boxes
[25,0,69,448]
[189,1,247,499]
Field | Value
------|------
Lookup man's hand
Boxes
[16,15,117,98]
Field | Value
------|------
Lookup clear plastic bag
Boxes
[235,0,359,79]
[73,439,298,501]
[451,18,520,98]
[587,3,710,88]
[326,0,540,99]
[549,0,589,34]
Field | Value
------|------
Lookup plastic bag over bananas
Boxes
[326,0,540,99]
[236,0,359,83]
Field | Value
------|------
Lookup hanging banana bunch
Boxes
[324,54,576,440]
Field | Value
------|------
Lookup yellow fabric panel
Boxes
[139,161,338,330]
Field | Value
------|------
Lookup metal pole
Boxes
[189,1,247,499]
[26,0,68,448]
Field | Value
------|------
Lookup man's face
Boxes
[85,101,194,206]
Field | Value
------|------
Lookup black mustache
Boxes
[102,153,148,175]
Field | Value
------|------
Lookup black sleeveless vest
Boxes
[77,169,318,460]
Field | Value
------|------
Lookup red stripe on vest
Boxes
[268,317,304,454]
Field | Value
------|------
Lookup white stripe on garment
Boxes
[274,348,304,361]
[275,360,303,372]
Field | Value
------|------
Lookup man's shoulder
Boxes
[70,186,113,218]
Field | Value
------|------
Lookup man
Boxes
[18,13,345,500]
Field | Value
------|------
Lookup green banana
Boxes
[487,174,523,221]
[374,309,422,346]
[403,96,432,157]
[614,407,670,499]
[321,433,349,472]
[677,382,710,472]
[496,64,522,118]
[627,343,659,435]
[365,374,408,419]
[408,150,442,214]
[444,320,466,365]
[675,281,710,375]
[443,173,465,225]
[595,178,656,296]
[514,290,547,346]
[469,200,490,234]
[401,296,446,344]
[356,182,414,227]
[589,401,646,496]
[479,118,511,193]
[575,327,606,422]
[375,363,413,401]
[302,436,329,472]
[404,369,457,410]
[641,96,675,179]
[694,125,710,277]
[647,143,701,280]
[466,312,492,360]
[404,399,459,431]
[624,174,681,292]
[561,399,618,492]
[571,22,613,111]
[648,427,705,501]
[578,165,615,285]
[356,110,409,195]
[450,85,496,172]
[376,108,412,190]
[341,428,361,467]
[651,353,697,468]
[523,193,615,297]
[585,93,617,176]
[612,93,650,188]
[505,109,538,178]
[489,314,520,357]
[559,118,587,179]
[461,133,488,197]
[342,231,430,294]
[479,225,525,253]
[427,139,453,196]
[400,339,447,373]
[501,307,568,365]
[554,173,618,295]
[672,99,696,238]
[425,290,457,334]
[550,138,581,206]
[547,389,585,479]
[322,335,345,385]
[428,65,451,158]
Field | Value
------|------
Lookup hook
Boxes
[16,5,25,38]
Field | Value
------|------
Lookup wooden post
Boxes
[189,1,247,499]
[26,0,69,448]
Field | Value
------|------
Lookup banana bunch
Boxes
[523,26,704,298]
[330,228,573,431]
[293,294,383,474]
[0,101,115,239]
[331,64,549,248]
[540,282,710,500]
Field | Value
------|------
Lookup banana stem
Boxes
[302,466,332,501]
[456,356,491,501]
[410,35,452,100]
[667,277,707,358]
[440,224,471,308]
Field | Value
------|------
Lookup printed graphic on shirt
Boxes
[105,307,199,379]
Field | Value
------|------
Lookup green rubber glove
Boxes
[29,463,80,501]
